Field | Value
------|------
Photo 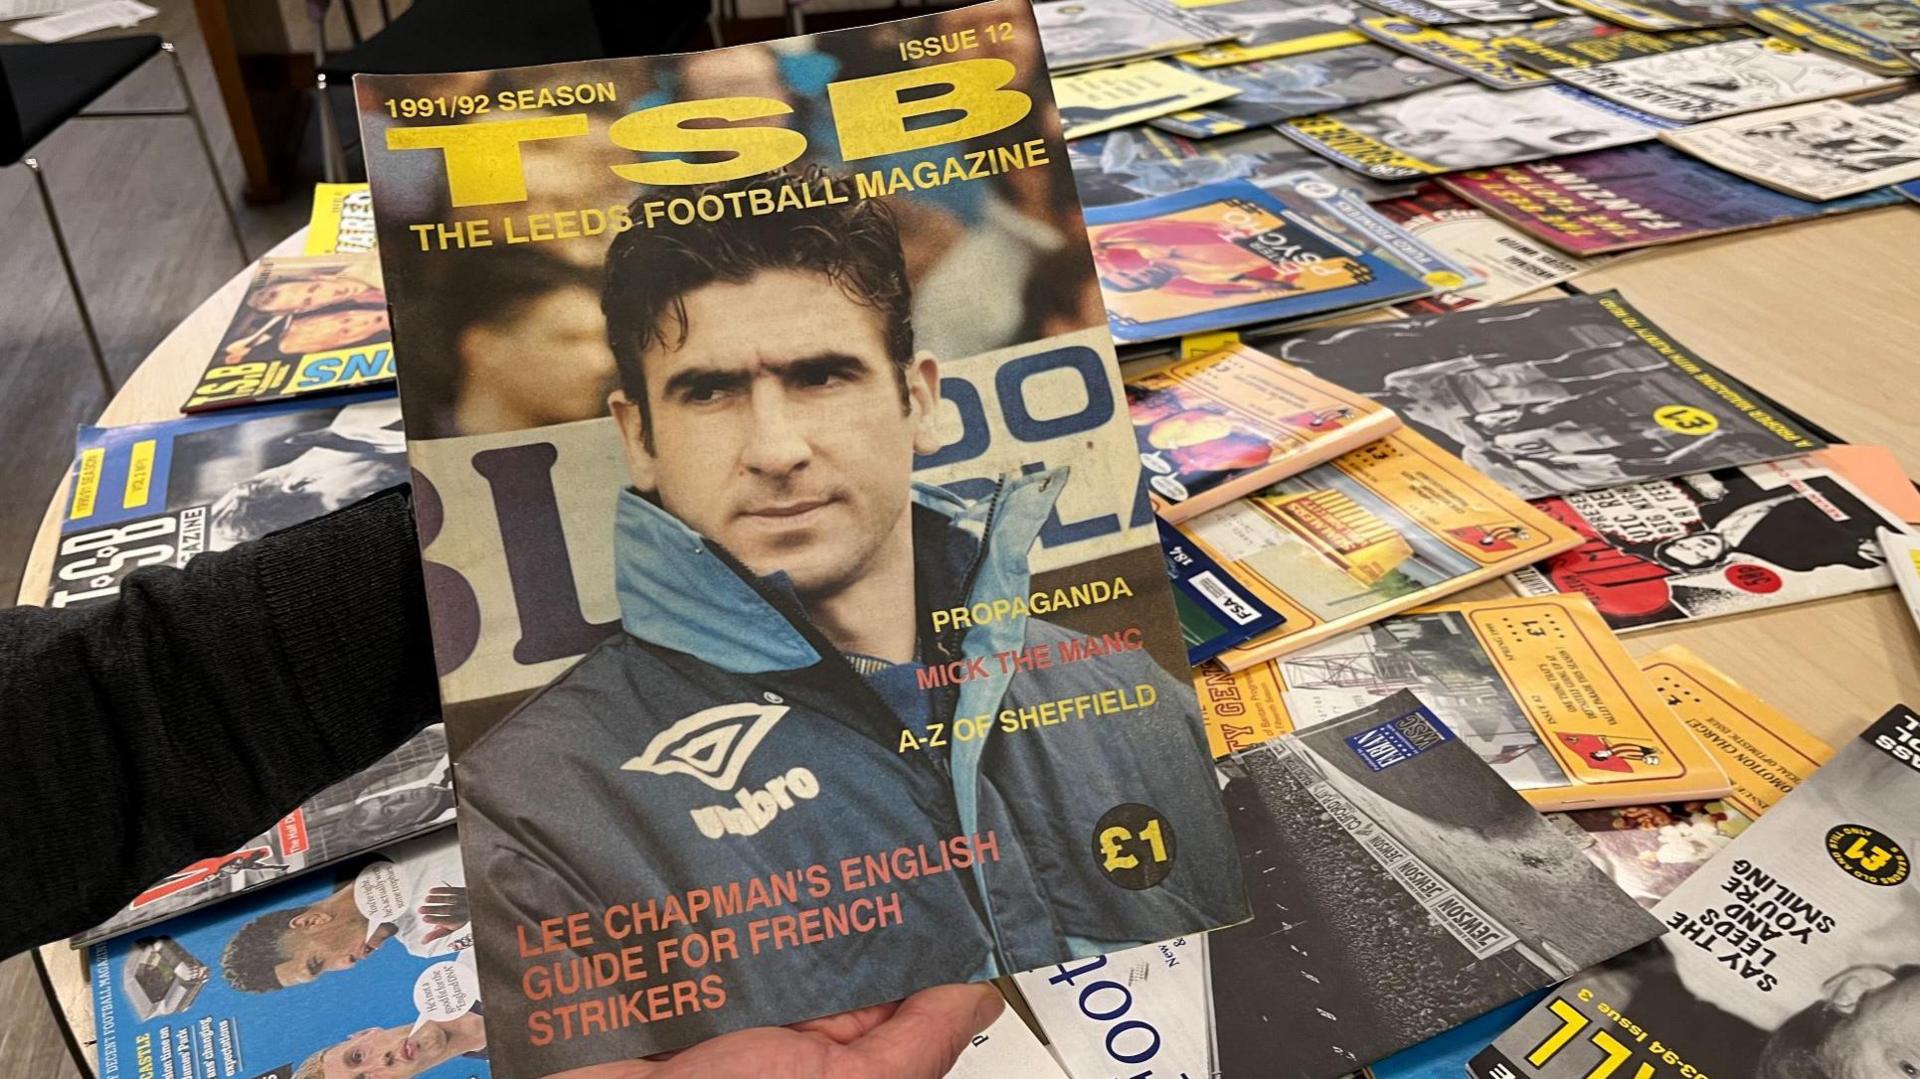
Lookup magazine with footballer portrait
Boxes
[1660,88,1920,199]
[354,3,1253,1070]
[1203,594,1733,810]
[182,256,395,412]
[1066,125,1418,210]
[1149,43,1461,138]
[1745,0,1920,74]
[1052,58,1239,139]
[304,182,378,255]
[1167,427,1580,670]
[1265,290,1828,499]
[1161,519,1290,663]
[1517,35,1899,123]
[1018,691,1666,1079]
[1355,15,1616,90]
[1469,702,1920,1079]
[1280,82,1678,181]
[1439,140,1904,254]
[1355,0,1584,27]
[1549,644,1833,908]
[1174,0,1367,67]
[1371,185,1612,312]
[1509,457,1915,631]
[90,831,484,1079]
[1559,0,1746,29]
[1125,340,1401,523]
[1084,178,1433,344]
[1035,0,1235,72]
[49,394,457,945]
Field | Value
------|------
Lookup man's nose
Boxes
[739,384,812,476]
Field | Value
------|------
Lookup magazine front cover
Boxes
[1372,186,1609,312]
[1052,57,1239,138]
[1280,82,1675,180]
[1560,0,1745,29]
[1525,35,1899,122]
[1248,594,1732,810]
[1550,644,1833,908]
[1746,0,1920,73]
[1067,125,1418,209]
[1036,0,1235,72]
[1510,457,1914,631]
[1440,140,1904,254]
[1470,703,1920,1079]
[305,182,379,255]
[1126,340,1402,522]
[1355,16,1609,89]
[1171,428,1580,669]
[182,256,395,413]
[354,4,1251,1069]
[1150,43,1461,137]
[1267,290,1827,499]
[1175,0,1367,66]
[1356,0,1583,26]
[1661,89,1920,198]
[91,831,484,1079]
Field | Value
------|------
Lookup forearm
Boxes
[0,486,438,955]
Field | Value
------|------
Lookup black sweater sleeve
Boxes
[0,485,438,957]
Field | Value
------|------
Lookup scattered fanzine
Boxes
[90,832,483,1079]
[1085,179,1429,344]
[1015,934,1215,1079]
[1150,43,1461,137]
[1363,991,1550,1078]
[1884,529,1920,633]
[181,256,394,412]
[1372,186,1609,311]
[1746,0,1920,73]
[1471,703,1920,1079]
[304,182,378,255]
[1268,291,1822,498]
[1441,140,1903,254]
[1216,594,1732,809]
[1661,88,1920,199]
[1175,0,1365,66]
[1035,0,1233,72]
[1126,341,1402,522]
[356,3,1252,1069]
[1511,457,1913,631]
[1162,520,1290,663]
[1169,428,1580,669]
[51,395,455,944]
[1068,126,1417,209]
[1518,36,1899,123]
[1904,177,1920,200]
[1818,443,1920,524]
[1356,16,1618,90]
[1499,22,1763,87]
[1054,59,1240,139]
[1551,645,1832,907]
[1281,82,1676,180]
[1356,0,1585,27]
[950,1005,1075,1079]
[1559,0,1746,29]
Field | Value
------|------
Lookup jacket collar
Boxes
[612,470,1068,675]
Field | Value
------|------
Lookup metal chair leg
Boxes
[317,72,348,182]
[24,158,116,396]
[341,0,364,45]
[163,42,250,266]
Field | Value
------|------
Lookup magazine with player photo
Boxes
[1746,0,1920,74]
[1520,35,1899,122]
[1175,0,1366,66]
[1150,43,1461,137]
[1470,702,1920,1079]
[90,831,482,1079]
[1356,0,1583,26]
[356,4,1252,1070]
[1266,290,1824,498]
[1509,457,1915,631]
[1371,185,1612,311]
[1440,140,1904,254]
[1660,88,1920,198]
[1357,15,1612,89]
[1036,0,1235,72]
[182,256,394,412]
[1281,82,1676,180]
[1053,58,1240,139]
[1067,125,1418,209]
[1234,594,1732,810]
[1561,0,1747,29]
[1548,644,1832,909]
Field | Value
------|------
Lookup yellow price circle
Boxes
[1653,405,1719,437]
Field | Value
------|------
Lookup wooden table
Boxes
[21,208,1920,1075]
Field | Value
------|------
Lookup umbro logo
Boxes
[622,702,790,791]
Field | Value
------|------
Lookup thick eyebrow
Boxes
[659,352,873,400]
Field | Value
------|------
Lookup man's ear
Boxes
[609,389,658,493]
[906,351,944,456]
[1823,965,1896,1014]
[290,909,333,929]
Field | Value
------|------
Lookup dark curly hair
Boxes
[601,164,915,451]
[219,905,304,993]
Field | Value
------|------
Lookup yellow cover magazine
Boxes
[353,2,1250,1072]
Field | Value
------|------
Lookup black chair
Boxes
[1,38,248,392]
[315,0,713,181]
